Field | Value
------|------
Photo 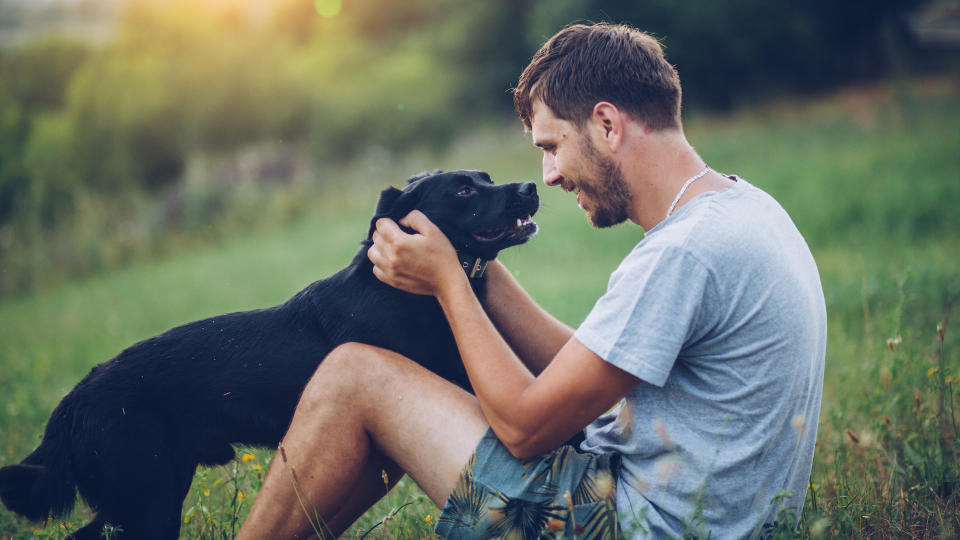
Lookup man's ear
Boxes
[366,185,421,240]
[591,101,625,152]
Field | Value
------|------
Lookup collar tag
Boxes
[458,254,488,279]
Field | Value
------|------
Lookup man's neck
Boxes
[621,130,722,231]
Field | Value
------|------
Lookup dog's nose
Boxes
[518,182,537,197]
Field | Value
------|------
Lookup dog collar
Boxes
[458,253,488,279]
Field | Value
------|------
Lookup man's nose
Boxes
[542,152,561,186]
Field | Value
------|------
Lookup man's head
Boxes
[513,23,681,133]
[515,23,684,229]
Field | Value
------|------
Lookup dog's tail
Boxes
[0,403,77,521]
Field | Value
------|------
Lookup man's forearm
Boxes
[483,261,574,374]
[436,269,634,458]
[435,269,542,449]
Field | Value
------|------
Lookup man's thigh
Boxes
[326,342,489,506]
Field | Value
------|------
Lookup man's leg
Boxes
[237,343,489,539]
[321,447,403,536]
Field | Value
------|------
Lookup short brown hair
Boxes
[514,23,681,131]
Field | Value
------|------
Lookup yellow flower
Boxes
[237,491,244,501]
[203,490,210,497]
[252,464,262,471]
[242,453,255,463]
[926,367,937,377]
[424,514,432,524]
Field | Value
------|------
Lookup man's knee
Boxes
[324,342,372,369]
[302,343,392,401]
[298,343,362,404]
[323,342,394,375]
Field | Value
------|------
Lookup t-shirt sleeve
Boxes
[573,244,710,387]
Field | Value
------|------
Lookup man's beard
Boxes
[580,137,632,228]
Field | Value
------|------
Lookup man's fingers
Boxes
[366,243,382,265]
[398,210,438,235]
[368,247,398,283]
[375,217,405,239]
[370,263,389,284]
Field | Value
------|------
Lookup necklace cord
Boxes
[665,166,711,218]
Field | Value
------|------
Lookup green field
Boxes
[1,79,958,538]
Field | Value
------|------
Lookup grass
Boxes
[1,76,958,538]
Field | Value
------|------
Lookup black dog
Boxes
[0,170,539,540]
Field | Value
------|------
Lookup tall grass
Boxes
[1,78,957,538]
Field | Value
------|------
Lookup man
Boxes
[238,23,825,539]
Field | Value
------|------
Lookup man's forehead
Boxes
[529,100,566,143]
[529,99,554,125]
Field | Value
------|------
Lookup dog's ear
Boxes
[366,185,422,240]
[406,169,441,185]
[373,186,403,217]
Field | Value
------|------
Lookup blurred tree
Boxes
[346,0,456,45]
[0,39,90,113]
[526,0,931,109]
[23,113,78,227]
[0,0,944,296]
[442,0,533,113]
[0,39,88,226]
[269,0,319,44]
[65,51,185,192]
[0,86,28,226]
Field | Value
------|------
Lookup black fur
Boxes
[0,170,539,540]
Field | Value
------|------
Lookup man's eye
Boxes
[457,186,476,197]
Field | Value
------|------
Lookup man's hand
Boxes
[367,210,465,297]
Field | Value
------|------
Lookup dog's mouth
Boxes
[472,215,537,244]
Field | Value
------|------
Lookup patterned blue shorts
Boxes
[435,429,620,539]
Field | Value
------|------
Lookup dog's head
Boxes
[368,169,539,265]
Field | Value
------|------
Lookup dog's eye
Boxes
[456,186,476,197]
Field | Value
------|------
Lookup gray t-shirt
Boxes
[576,177,825,538]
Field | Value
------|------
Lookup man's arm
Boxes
[482,260,573,375]
[436,269,639,457]
[368,212,640,458]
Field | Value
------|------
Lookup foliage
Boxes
[0,0,943,297]
[690,82,960,248]
[537,0,932,109]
